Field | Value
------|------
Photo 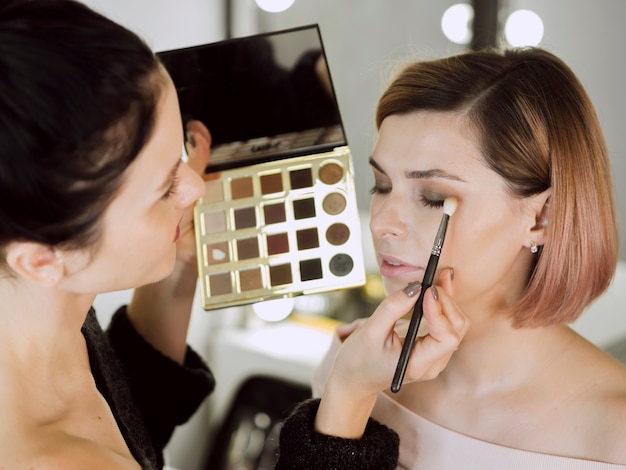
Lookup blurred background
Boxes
[82,1,626,468]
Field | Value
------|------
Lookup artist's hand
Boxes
[315,268,469,438]
[127,120,212,364]
[175,120,212,265]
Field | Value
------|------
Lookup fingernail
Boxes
[403,280,422,297]
[431,286,439,301]
[450,267,455,281]
[186,131,196,148]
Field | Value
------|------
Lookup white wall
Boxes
[80,0,225,51]
[259,0,626,259]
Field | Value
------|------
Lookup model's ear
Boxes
[526,189,551,248]
[5,242,64,287]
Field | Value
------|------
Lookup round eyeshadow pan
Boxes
[326,223,350,246]
[329,253,354,277]
[322,192,346,215]
[319,162,343,185]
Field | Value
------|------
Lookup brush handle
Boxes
[390,252,440,393]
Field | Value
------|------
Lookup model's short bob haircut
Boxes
[376,47,618,327]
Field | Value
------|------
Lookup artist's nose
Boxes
[370,194,409,240]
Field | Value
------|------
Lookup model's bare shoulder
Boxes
[566,346,626,465]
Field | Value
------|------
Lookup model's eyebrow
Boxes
[158,158,182,193]
[369,156,466,182]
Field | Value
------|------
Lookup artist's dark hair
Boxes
[0,0,165,266]
[376,48,618,327]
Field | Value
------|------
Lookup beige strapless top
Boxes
[312,334,626,470]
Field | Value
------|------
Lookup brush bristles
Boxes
[443,196,458,216]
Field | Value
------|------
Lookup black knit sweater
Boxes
[276,399,400,469]
[82,306,215,469]
[83,306,399,469]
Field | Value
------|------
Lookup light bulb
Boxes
[505,9,544,47]
[441,3,474,45]
[255,0,295,13]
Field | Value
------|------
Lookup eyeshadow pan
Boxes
[296,228,319,250]
[267,233,289,255]
[326,223,350,246]
[203,210,227,234]
[293,198,316,220]
[206,242,229,264]
[290,168,313,189]
[300,258,323,281]
[234,207,256,229]
[203,179,224,203]
[237,237,259,260]
[329,253,354,277]
[269,263,292,286]
[322,192,346,215]
[260,172,283,195]
[319,162,343,185]
[231,176,254,199]
[263,203,286,225]
[239,267,262,291]
[209,272,231,296]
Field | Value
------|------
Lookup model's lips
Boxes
[378,253,422,279]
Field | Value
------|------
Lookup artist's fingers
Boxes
[336,318,367,342]
[432,269,468,339]
[185,120,219,181]
[185,123,210,171]
[438,267,455,297]
[366,283,421,340]
[405,286,468,380]
[187,119,211,146]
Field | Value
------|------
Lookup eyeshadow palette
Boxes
[158,25,365,310]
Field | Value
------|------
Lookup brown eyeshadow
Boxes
[319,162,343,185]
[267,233,289,255]
[269,263,292,286]
[209,272,231,295]
[260,172,283,195]
[322,192,346,215]
[296,228,319,250]
[326,223,350,246]
[234,207,256,229]
[237,237,259,260]
[231,176,254,199]
[300,258,323,281]
[263,203,286,224]
[293,198,316,220]
[239,267,262,291]
[289,168,313,189]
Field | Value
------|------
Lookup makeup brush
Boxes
[391,196,458,393]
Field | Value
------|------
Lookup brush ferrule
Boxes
[431,214,449,256]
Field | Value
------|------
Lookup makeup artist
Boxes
[0,1,464,469]
[284,47,626,468]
